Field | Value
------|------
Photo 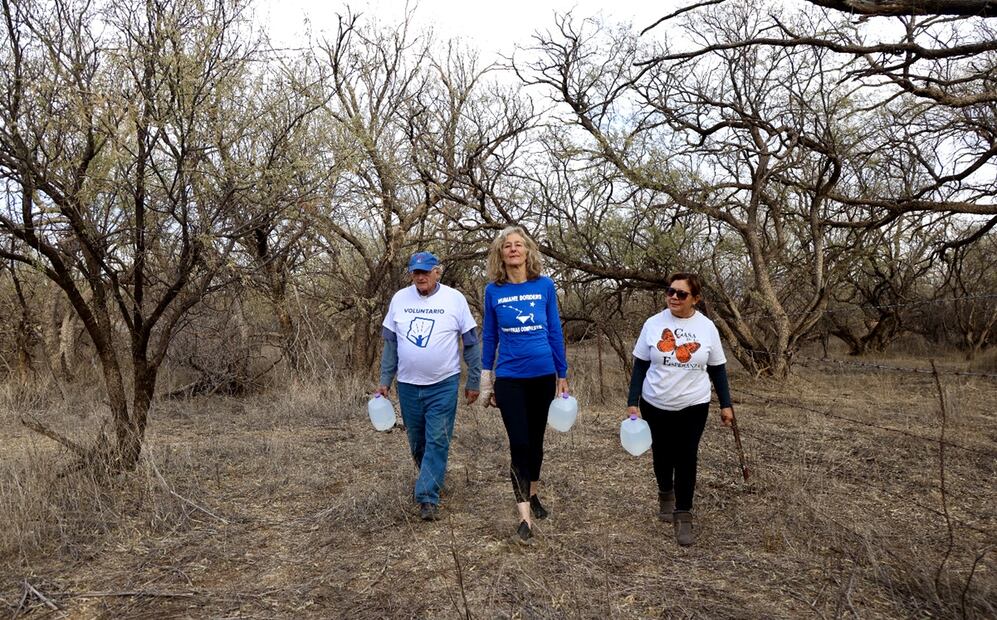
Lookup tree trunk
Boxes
[350,312,377,371]
[10,264,35,384]
[96,347,132,468]
[120,360,158,471]
[15,330,33,385]
[44,289,79,381]
[58,312,78,380]
[275,299,299,370]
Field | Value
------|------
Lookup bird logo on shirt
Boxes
[501,304,534,324]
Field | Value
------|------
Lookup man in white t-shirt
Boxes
[377,251,481,521]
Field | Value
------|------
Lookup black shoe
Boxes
[516,520,533,544]
[419,503,439,521]
[529,495,549,520]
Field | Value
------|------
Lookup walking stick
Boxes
[730,413,749,482]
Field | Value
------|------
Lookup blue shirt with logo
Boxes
[482,276,568,379]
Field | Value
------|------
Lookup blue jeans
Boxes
[396,373,460,505]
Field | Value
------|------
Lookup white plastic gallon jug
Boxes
[620,414,652,456]
[548,393,578,432]
[367,394,396,431]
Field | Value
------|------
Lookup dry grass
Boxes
[1,348,994,618]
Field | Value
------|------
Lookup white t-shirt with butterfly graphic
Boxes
[632,310,727,411]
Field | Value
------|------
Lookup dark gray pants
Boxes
[639,400,710,512]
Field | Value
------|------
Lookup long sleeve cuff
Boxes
[627,357,650,407]
[379,334,398,387]
[462,338,482,391]
[706,363,733,409]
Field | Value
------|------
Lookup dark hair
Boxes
[667,272,703,298]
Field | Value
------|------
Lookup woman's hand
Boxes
[720,406,734,427]
[479,370,494,407]
[557,377,569,396]
[626,405,639,419]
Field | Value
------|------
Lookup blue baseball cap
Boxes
[407,251,439,272]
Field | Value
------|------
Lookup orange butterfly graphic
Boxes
[656,328,700,362]
[656,328,675,352]
[675,342,701,363]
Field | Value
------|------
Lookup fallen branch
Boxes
[19,415,88,458]
[448,515,472,620]
[60,590,196,599]
[931,360,954,598]
[50,588,278,603]
[22,580,60,611]
[148,454,230,525]
[961,546,993,617]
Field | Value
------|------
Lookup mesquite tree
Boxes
[0,0,315,469]
[306,12,534,368]
[518,7,874,376]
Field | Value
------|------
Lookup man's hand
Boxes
[465,389,479,405]
[376,385,390,397]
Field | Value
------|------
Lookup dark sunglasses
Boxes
[665,287,691,300]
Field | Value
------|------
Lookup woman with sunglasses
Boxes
[626,273,734,546]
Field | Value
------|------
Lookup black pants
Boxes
[495,374,556,503]
[639,400,709,512]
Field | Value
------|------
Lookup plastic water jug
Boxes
[620,414,652,456]
[548,393,578,432]
[367,394,396,431]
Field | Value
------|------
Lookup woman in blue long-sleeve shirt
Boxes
[480,226,569,544]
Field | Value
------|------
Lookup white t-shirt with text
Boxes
[632,310,727,411]
[383,284,477,386]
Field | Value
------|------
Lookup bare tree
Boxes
[0,0,313,469]
[0,245,41,383]
[305,13,536,368]
[304,12,436,369]
[229,57,329,372]
[826,215,941,354]
[405,42,536,257]
[640,2,997,224]
[936,223,997,357]
[801,1,997,18]
[517,6,886,376]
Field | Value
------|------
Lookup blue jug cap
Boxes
[629,413,637,421]
[561,392,569,398]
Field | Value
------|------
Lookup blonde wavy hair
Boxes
[486,226,543,284]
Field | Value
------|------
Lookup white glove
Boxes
[479,370,494,407]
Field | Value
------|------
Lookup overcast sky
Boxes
[256,0,667,57]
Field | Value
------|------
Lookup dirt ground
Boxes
[1,354,995,619]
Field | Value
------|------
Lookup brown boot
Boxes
[673,511,694,546]
[657,490,675,523]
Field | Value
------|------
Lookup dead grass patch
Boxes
[1,350,994,618]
